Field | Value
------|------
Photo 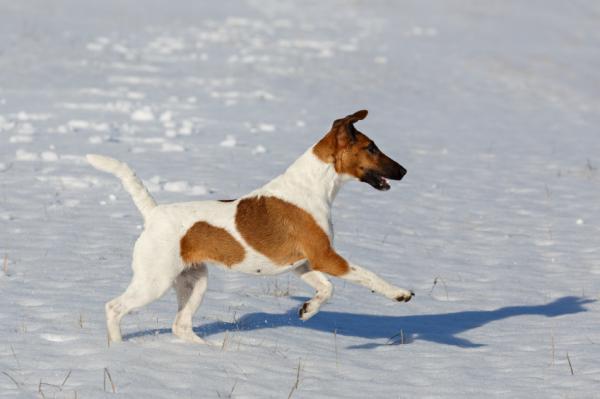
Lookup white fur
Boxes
[86,154,156,223]
[88,145,411,345]
[293,262,333,321]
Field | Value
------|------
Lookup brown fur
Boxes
[313,110,398,181]
[180,221,245,267]
[235,196,349,276]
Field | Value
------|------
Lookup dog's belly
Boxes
[227,251,305,276]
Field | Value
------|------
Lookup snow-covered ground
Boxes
[1,1,600,397]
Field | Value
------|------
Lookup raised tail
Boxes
[86,154,157,222]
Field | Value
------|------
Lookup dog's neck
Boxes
[262,146,350,208]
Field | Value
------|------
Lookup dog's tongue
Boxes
[380,177,390,190]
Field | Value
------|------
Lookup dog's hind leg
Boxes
[172,264,210,344]
[105,272,174,344]
[106,235,180,344]
[294,262,333,321]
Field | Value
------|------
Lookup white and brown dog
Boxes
[88,110,413,344]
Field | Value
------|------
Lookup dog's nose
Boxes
[381,156,407,180]
[390,164,407,180]
[399,165,407,178]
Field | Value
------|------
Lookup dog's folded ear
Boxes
[348,109,368,122]
[331,109,368,128]
[331,109,368,148]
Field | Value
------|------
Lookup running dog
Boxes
[88,109,413,344]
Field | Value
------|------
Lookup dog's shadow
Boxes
[124,296,593,348]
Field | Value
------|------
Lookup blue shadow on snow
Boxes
[124,296,593,348]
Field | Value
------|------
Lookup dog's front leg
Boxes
[341,263,414,302]
[293,262,333,321]
[306,247,413,303]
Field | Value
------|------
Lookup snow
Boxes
[252,145,267,155]
[1,0,600,398]
[257,123,276,133]
[220,135,238,148]
[131,108,156,122]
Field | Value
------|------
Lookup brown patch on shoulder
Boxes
[235,196,349,276]
[180,221,245,267]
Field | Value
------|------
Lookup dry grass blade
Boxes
[551,330,555,366]
[429,276,449,300]
[386,329,405,345]
[333,329,339,368]
[262,278,291,297]
[216,380,238,399]
[287,359,302,399]
[3,255,8,275]
[38,379,46,398]
[221,331,229,351]
[104,368,116,393]
[10,345,21,369]
[61,370,72,388]
[229,380,238,398]
[566,352,574,375]
[1,371,20,389]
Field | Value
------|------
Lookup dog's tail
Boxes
[86,154,157,222]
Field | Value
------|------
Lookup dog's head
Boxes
[313,110,406,190]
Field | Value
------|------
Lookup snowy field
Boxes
[1,0,600,397]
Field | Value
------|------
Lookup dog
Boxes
[87,109,413,344]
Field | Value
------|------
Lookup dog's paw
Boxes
[298,301,319,321]
[173,325,213,345]
[393,290,414,303]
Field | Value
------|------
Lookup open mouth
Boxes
[361,170,391,191]
[375,175,390,191]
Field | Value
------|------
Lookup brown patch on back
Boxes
[180,221,245,267]
[235,196,349,276]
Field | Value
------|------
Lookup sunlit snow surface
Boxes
[1,1,600,397]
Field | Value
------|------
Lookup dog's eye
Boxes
[365,142,379,155]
